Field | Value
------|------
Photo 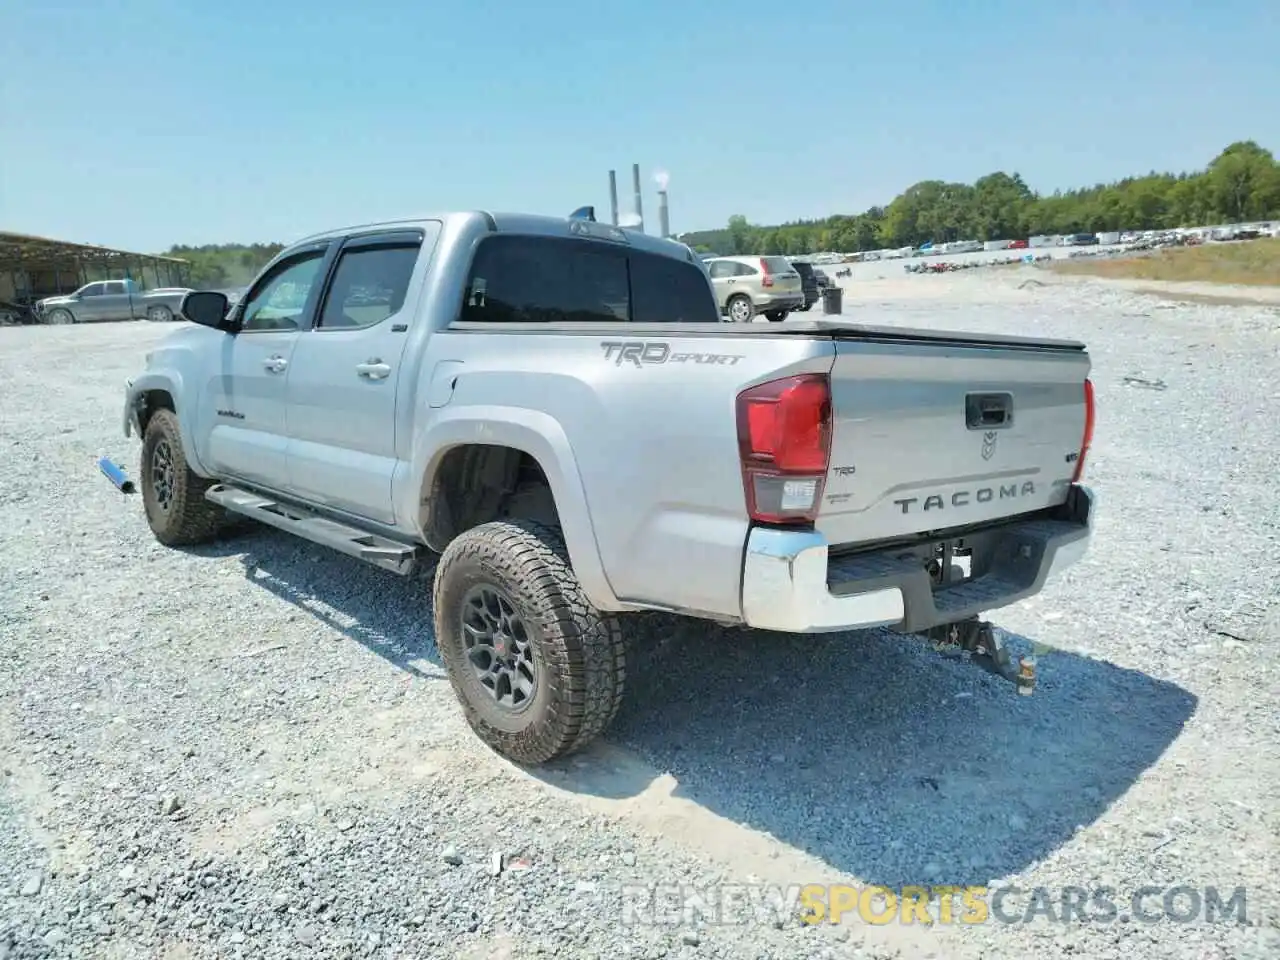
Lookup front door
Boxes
[198,243,332,490]
[283,226,437,525]
[73,282,108,321]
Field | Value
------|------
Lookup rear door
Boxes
[815,334,1091,546]
[282,225,439,524]
[706,259,737,311]
[99,280,134,321]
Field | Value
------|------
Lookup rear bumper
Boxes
[740,484,1095,633]
[757,293,804,311]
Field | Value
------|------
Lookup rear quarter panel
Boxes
[427,326,837,620]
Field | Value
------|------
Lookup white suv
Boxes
[704,255,804,322]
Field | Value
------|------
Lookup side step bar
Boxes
[205,484,420,576]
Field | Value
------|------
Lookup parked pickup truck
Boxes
[37,278,192,324]
[122,209,1097,765]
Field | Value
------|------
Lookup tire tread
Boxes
[432,519,626,765]
[140,409,228,546]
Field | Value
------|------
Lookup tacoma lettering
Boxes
[893,481,1036,514]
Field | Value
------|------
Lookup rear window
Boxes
[762,256,794,274]
[461,235,718,324]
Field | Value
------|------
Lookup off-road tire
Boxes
[140,409,228,546]
[432,519,626,765]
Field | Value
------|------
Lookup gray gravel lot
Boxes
[2,271,1278,960]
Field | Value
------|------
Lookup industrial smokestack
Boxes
[631,163,645,233]
[654,169,671,238]
[607,170,619,226]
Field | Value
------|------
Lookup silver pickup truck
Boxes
[38,278,192,324]
[122,209,1096,765]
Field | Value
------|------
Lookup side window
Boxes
[105,281,126,295]
[708,261,732,279]
[734,262,758,277]
[629,252,720,323]
[80,283,104,298]
[240,250,327,332]
[317,242,420,330]
[462,236,629,323]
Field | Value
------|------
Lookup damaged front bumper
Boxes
[122,378,141,438]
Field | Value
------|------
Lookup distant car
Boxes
[704,255,804,322]
[1062,233,1099,247]
[1008,239,1029,249]
[789,259,822,311]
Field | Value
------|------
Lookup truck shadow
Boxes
[181,531,1197,887]
[181,526,446,682]
[546,618,1198,888]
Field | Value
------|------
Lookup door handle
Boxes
[263,355,288,373]
[356,360,391,380]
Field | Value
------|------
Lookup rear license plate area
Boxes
[926,541,973,586]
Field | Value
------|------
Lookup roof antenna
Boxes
[568,206,596,221]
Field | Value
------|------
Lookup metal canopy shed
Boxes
[0,231,191,306]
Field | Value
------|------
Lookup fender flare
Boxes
[405,405,622,612]
[125,370,211,477]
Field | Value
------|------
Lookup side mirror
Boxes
[181,291,232,330]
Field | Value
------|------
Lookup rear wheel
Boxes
[140,409,229,546]
[433,519,627,765]
[147,305,174,322]
[727,294,753,323]
[765,310,789,322]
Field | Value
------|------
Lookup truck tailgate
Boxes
[817,337,1091,547]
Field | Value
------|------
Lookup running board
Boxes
[205,484,419,576]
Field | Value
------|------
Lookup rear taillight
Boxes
[759,257,774,287]
[736,373,832,524]
[1072,378,1095,483]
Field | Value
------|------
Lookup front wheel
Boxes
[140,409,230,546]
[432,519,627,765]
[765,310,789,322]
[727,294,753,323]
[45,309,74,325]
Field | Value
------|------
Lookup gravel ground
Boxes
[1,273,1277,960]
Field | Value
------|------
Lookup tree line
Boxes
[160,242,285,289]
[678,141,1280,256]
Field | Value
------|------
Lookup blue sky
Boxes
[2,0,1276,252]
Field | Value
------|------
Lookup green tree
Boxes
[676,142,1280,256]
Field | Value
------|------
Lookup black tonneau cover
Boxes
[739,318,1086,352]
[451,319,1087,353]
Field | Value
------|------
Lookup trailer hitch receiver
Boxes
[919,618,1036,695]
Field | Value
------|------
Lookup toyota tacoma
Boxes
[122,208,1097,765]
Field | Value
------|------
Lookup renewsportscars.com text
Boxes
[618,883,1249,927]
